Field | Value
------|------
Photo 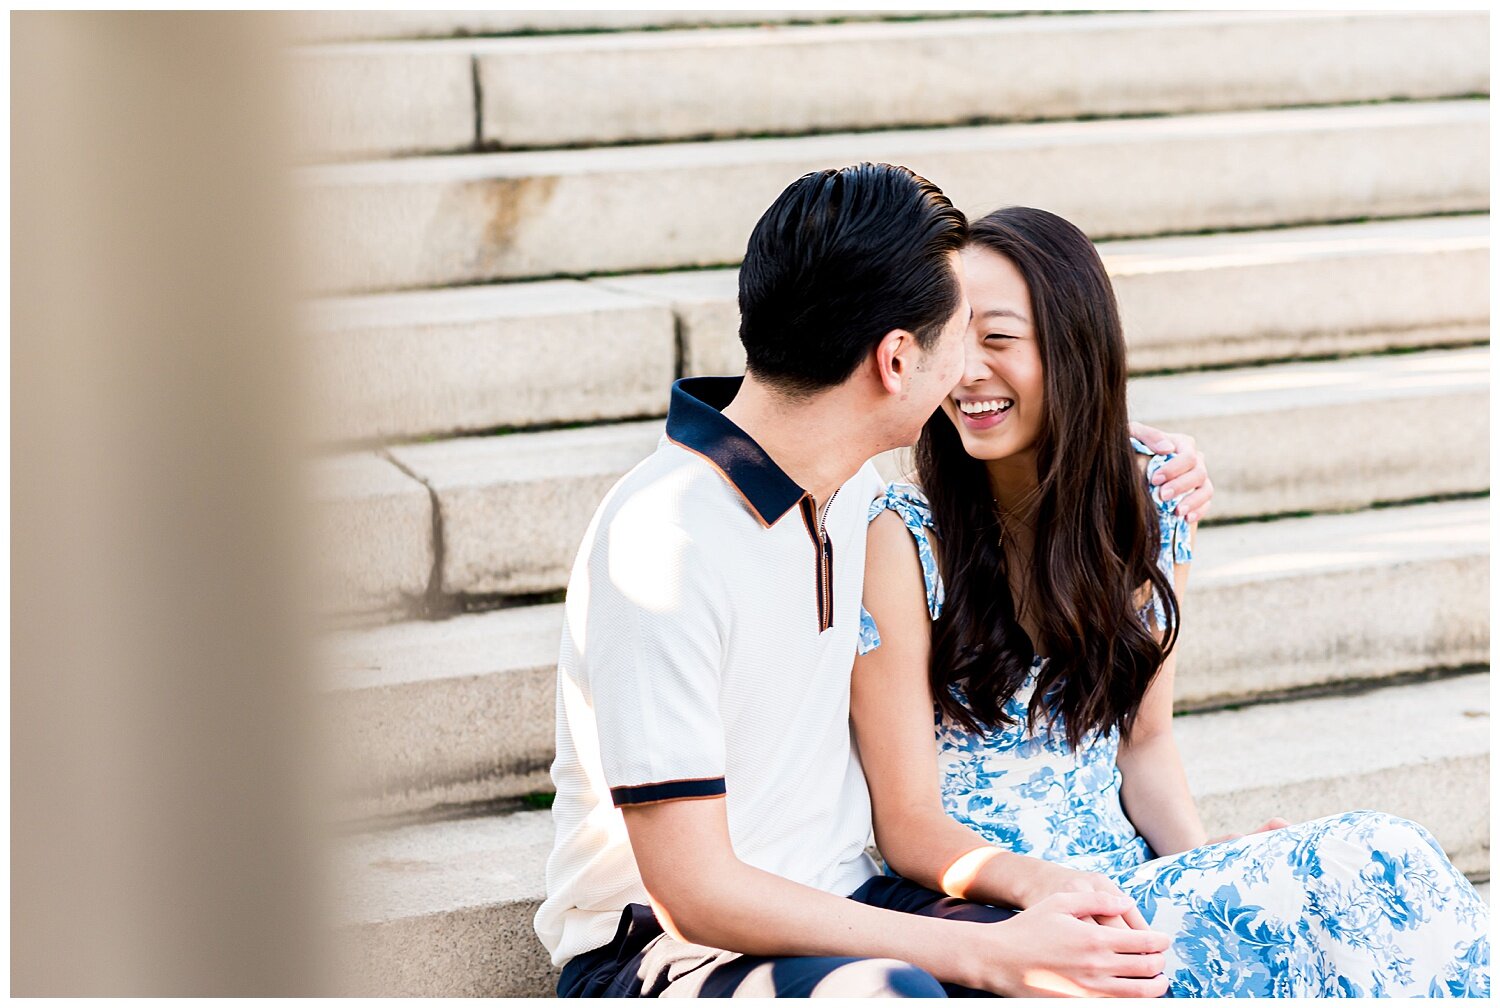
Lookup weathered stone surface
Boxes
[292,10,951,43]
[332,674,1489,995]
[293,41,473,161]
[386,421,662,596]
[320,604,562,819]
[600,215,1490,382]
[299,100,1489,293]
[476,12,1488,149]
[1106,216,1489,372]
[1125,346,1488,520]
[592,270,742,377]
[1174,500,1488,710]
[307,281,674,445]
[309,453,432,617]
[332,807,556,997]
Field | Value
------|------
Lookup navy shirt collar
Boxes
[665,376,809,527]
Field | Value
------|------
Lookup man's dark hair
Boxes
[737,163,968,396]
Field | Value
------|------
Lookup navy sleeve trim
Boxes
[610,776,727,807]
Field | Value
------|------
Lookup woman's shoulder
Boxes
[863,480,945,628]
[866,480,935,527]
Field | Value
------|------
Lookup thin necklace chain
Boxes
[991,497,1039,548]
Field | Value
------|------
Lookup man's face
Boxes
[900,250,971,442]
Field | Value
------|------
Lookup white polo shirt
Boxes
[534,376,888,967]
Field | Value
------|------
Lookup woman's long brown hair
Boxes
[914,207,1179,749]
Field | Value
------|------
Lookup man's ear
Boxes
[874,328,912,396]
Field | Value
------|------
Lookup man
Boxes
[535,164,1212,997]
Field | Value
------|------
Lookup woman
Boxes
[850,206,1489,997]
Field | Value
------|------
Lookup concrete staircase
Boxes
[297,10,1490,997]
[333,676,1490,997]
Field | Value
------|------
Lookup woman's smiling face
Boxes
[940,245,1046,464]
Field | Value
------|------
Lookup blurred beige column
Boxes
[13,13,326,994]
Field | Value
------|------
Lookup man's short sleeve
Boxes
[571,510,728,808]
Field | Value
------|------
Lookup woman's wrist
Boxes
[1139,818,1208,857]
[1149,835,1203,858]
[974,848,1045,907]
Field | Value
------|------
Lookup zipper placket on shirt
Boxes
[800,488,839,632]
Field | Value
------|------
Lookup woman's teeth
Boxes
[958,398,1014,416]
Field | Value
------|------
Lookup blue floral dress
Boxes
[858,441,1490,997]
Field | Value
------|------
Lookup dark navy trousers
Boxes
[556,874,1017,998]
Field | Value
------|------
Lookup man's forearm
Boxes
[626,797,1169,998]
[655,857,980,988]
[659,854,1170,998]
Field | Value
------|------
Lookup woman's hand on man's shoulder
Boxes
[1127,422,1213,524]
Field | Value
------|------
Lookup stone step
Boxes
[306,281,676,446]
[389,420,662,600]
[320,498,1487,820]
[1174,499,1488,709]
[296,12,1487,160]
[310,216,1488,445]
[291,40,475,161]
[344,347,1486,604]
[291,10,961,43]
[323,601,562,814]
[331,673,1491,996]
[475,12,1485,151]
[298,99,1487,293]
[308,452,432,618]
[1097,216,1489,374]
[1118,346,1489,522]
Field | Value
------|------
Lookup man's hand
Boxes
[1128,422,1213,524]
[1208,817,1292,846]
[960,891,1170,998]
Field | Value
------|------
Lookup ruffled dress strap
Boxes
[858,483,943,656]
[1131,437,1194,631]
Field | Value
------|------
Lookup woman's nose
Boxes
[961,338,990,384]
